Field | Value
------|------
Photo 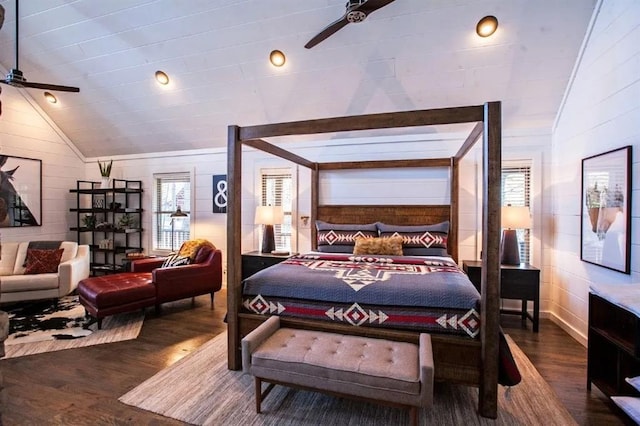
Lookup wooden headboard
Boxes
[315,204,457,261]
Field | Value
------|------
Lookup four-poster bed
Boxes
[226,102,502,418]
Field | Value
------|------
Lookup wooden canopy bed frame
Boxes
[226,102,502,418]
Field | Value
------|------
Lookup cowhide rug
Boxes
[5,295,94,345]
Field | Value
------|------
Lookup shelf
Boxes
[70,188,143,194]
[590,326,636,356]
[70,227,143,233]
[70,208,144,213]
[588,293,640,400]
[91,263,126,272]
[89,245,143,254]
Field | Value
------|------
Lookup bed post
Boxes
[450,157,459,263]
[479,101,501,418]
[311,166,319,249]
[227,125,242,370]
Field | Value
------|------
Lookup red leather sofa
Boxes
[78,244,222,328]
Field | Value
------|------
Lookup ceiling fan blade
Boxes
[19,81,80,92]
[305,15,349,49]
[357,0,396,15]
[5,0,79,94]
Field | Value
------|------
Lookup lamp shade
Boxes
[170,206,188,218]
[255,205,284,225]
[501,206,531,229]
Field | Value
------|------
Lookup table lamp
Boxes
[170,206,188,251]
[501,205,531,265]
[255,205,284,253]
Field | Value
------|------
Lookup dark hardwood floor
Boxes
[0,292,629,425]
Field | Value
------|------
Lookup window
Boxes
[502,164,531,263]
[261,169,292,251]
[153,173,191,251]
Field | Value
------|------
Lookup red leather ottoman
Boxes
[77,273,156,329]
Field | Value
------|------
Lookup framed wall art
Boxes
[580,146,632,274]
[0,155,42,227]
[213,174,227,213]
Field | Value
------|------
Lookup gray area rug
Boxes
[120,332,577,425]
[3,296,144,359]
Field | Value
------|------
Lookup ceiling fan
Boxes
[305,0,396,49]
[0,0,79,93]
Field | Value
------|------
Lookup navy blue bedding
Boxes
[242,253,481,337]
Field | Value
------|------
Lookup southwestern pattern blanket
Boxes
[242,253,481,337]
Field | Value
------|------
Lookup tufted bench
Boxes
[242,316,434,426]
[77,273,156,329]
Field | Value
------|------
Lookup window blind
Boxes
[502,165,531,263]
[153,173,191,251]
[261,170,292,251]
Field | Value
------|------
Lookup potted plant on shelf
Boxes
[98,160,112,188]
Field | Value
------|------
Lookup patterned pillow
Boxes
[353,236,403,256]
[24,248,65,275]
[178,239,215,261]
[376,221,449,256]
[161,253,192,268]
[316,221,378,253]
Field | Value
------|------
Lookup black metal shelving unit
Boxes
[70,179,144,275]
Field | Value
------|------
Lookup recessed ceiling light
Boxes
[476,15,498,37]
[269,50,286,67]
[44,91,57,104]
[155,70,170,85]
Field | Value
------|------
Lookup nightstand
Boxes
[462,260,540,332]
[241,251,292,280]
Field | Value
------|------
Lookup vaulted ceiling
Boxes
[0,0,596,158]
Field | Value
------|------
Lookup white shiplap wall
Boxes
[551,0,640,344]
[83,150,228,256]
[0,88,84,242]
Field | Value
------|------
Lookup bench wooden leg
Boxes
[255,377,275,414]
[255,377,262,413]
[409,406,418,426]
[210,292,215,309]
[97,318,102,330]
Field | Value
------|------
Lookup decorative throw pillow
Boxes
[376,221,449,256]
[353,236,403,256]
[161,253,191,268]
[178,239,215,261]
[316,221,378,253]
[24,248,64,275]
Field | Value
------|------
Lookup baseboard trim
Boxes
[547,311,588,348]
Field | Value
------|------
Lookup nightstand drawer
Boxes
[241,251,291,280]
[500,268,539,299]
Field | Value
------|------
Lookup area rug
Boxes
[119,332,577,425]
[3,295,144,359]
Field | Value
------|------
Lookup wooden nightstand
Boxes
[241,251,292,280]
[462,260,540,332]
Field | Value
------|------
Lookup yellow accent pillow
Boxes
[353,236,403,256]
[178,239,215,261]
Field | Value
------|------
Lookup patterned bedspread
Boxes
[242,253,481,337]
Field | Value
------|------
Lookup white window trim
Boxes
[252,160,298,253]
[150,170,195,255]
[502,152,542,268]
